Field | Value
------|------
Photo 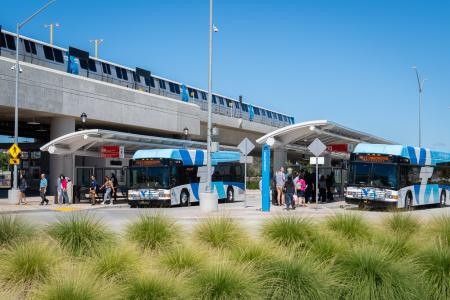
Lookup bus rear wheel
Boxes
[226,187,235,203]
[180,190,190,207]
[440,191,447,207]
[405,193,413,210]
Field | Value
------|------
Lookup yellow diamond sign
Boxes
[8,143,21,159]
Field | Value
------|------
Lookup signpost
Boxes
[261,144,271,212]
[238,138,255,207]
[8,143,21,159]
[307,138,326,207]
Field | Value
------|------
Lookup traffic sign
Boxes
[310,157,324,165]
[8,143,21,159]
[238,138,255,155]
[9,158,20,165]
[307,138,326,157]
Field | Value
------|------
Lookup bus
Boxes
[345,144,450,209]
[127,149,245,207]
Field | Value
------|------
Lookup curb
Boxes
[0,203,129,214]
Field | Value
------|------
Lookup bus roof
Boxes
[132,149,241,166]
[353,143,450,166]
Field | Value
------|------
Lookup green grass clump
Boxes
[126,214,179,251]
[416,241,450,300]
[383,213,420,238]
[33,269,117,300]
[0,241,59,289]
[122,272,182,300]
[0,215,33,248]
[190,262,261,299]
[47,214,113,257]
[230,241,273,265]
[428,214,450,245]
[374,233,416,259]
[334,245,420,300]
[194,216,244,249]
[262,215,315,248]
[263,255,336,299]
[159,244,204,274]
[90,245,140,282]
[325,213,371,240]
[308,232,344,261]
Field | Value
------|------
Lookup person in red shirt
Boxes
[60,175,69,205]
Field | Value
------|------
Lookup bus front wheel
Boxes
[440,191,447,207]
[405,193,413,210]
[180,190,190,207]
[226,187,235,203]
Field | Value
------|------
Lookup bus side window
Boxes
[406,166,421,186]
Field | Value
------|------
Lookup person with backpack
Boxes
[283,175,296,210]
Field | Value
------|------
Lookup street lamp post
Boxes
[89,39,104,58]
[9,0,56,204]
[44,22,59,45]
[412,66,427,148]
[206,0,214,193]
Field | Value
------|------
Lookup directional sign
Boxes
[307,138,326,157]
[8,143,21,159]
[310,157,324,165]
[9,158,20,165]
[238,138,255,156]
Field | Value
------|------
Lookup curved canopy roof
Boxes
[40,129,237,157]
[256,120,394,149]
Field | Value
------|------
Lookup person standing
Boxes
[111,173,118,202]
[275,167,286,206]
[39,173,49,205]
[17,173,28,205]
[283,175,296,210]
[319,175,327,203]
[89,175,98,205]
[297,174,307,207]
[60,175,69,205]
[100,176,114,205]
[56,175,62,205]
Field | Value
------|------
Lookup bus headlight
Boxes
[385,192,399,200]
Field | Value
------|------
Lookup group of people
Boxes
[273,167,334,210]
[89,174,118,205]
[16,171,119,206]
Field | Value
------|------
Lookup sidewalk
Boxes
[0,195,127,214]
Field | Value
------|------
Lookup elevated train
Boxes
[0,27,294,128]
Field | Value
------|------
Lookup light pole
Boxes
[412,66,427,148]
[44,22,59,45]
[90,39,104,58]
[9,0,56,204]
[206,0,214,193]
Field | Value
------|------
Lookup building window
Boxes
[24,40,31,53]
[241,103,248,112]
[218,97,225,105]
[261,109,266,116]
[188,88,198,99]
[254,107,260,115]
[145,76,155,87]
[283,115,288,122]
[212,95,217,104]
[24,40,37,54]
[159,79,166,89]
[278,114,283,121]
[5,34,16,50]
[201,91,207,100]
[0,33,6,48]
[234,102,240,109]
[267,111,272,118]
[43,45,54,61]
[121,68,128,80]
[101,62,111,75]
[87,59,96,72]
[169,82,180,94]
[53,49,64,63]
[115,66,123,79]
[132,72,141,83]
[226,99,233,107]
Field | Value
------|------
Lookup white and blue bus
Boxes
[345,144,450,209]
[127,149,245,207]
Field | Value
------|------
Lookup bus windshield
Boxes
[349,162,398,189]
[130,166,170,189]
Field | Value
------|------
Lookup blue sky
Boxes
[1,0,449,150]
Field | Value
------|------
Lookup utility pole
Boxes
[90,39,104,58]
[412,66,427,148]
[44,23,59,45]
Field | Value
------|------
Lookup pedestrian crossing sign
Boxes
[8,143,21,159]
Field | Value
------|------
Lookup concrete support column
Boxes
[49,117,75,197]
[273,147,287,174]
